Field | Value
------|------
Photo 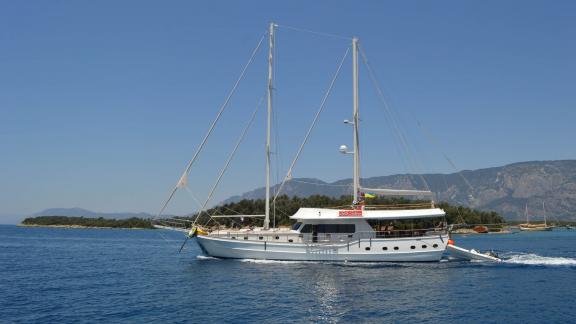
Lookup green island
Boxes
[181,195,505,230]
[21,216,155,229]
[22,196,505,230]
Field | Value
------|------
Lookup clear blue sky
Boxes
[1,1,575,222]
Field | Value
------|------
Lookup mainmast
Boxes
[352,37,360,202]
[264,22,275,230]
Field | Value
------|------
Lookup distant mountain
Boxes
[224,160,576,221]
[33,208,154,220]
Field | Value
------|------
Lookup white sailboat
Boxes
[156,23,450,262]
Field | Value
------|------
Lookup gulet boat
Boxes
[155,23,450,262]
[519,202,553,231]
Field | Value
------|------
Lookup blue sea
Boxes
[1,225,575,323]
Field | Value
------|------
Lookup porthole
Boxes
[275,236,279,240]
[393,246,399,250]
[365,247,371,251]
[422,245,427,249]
[288,239,293,243]
[231,236,236,240]
[259,236,263,240]
[244,236,248,240]
[433,244,438,248]
[382,247,388,251]
[410,245,416,250]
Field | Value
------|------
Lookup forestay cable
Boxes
[156,33,266,219]
[273,47,350,202]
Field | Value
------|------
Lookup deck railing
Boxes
[208,227,447,244]
[327,202,435,210]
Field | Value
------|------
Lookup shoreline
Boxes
[18,224,152,230]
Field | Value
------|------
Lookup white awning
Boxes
[290,207,445,220]
[361,187,434,197]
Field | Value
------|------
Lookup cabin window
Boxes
[394,246,399,250]
[422,245,427,249]
[382,247,388,251]
[410,246,416,250]
[318,224,356,233]
[299,224,355,233]
[365,247,371,251]
[292,222,302,230]
[433,244,438,248]
[259,236,263,240]
[244,236,248,240]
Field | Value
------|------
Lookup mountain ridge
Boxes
[224,160,576,221]
[29,160,576,222]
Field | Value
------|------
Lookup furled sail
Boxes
[176,172,188,189]
[360,187,433,197]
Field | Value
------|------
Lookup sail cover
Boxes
[360,187,433,197]
[176,172,188,189]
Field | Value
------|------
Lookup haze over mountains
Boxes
[225,160,576,221]
[28,160,576,222]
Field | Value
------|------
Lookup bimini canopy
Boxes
[290,207,445,220]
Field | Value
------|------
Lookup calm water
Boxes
[1,225,576,323]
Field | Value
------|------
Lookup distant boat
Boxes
[519,202,553,231]
[472,225,489,234]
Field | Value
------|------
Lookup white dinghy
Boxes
[446,240,502,262]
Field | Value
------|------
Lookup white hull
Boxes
[195,234,449,262]
[446,244,501,262]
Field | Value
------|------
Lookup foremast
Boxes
[264,22,275,230]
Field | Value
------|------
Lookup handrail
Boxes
[208,227,447,244]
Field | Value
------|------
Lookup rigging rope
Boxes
[192,95,265,227]
[414,120,476,196]
[155,33,266,219]
[276,24,352,41]
[359,45,478,213]
[289,179,352,187]
[358,45,432,194]
[273,47,350,202]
